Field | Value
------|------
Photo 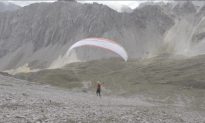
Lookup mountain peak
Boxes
[0,2,20,12]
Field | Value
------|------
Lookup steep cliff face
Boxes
[0,1,204,71]
[0,1,174,70]
[163,1,205,56]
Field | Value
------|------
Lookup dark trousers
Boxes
[96,89,101,97]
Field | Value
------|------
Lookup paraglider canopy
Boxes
[66,38,128,61]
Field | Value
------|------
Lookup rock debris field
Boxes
[0,75,205,123]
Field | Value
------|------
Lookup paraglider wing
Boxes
[66,38,128,61]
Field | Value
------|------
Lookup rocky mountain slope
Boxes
[16,54,205,102]
[0,2,20,12]
[0,1,204,71]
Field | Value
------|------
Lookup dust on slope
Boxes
[15,55,205,109]
[17,55,205,89]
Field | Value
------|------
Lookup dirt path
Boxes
[0,75,205,123]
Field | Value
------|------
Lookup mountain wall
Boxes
[0,2,20,12]
[0,1,204,71]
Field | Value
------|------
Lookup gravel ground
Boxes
[0,75,205,123]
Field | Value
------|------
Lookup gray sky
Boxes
[8,1,55,6]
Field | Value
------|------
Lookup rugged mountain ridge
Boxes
[0,2,20,12]
[0,1,204,71]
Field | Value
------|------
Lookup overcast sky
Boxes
[8,1,55,6]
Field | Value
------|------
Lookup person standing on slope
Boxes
[96,81,102,97]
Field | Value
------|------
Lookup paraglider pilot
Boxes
[96,81,102,97]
